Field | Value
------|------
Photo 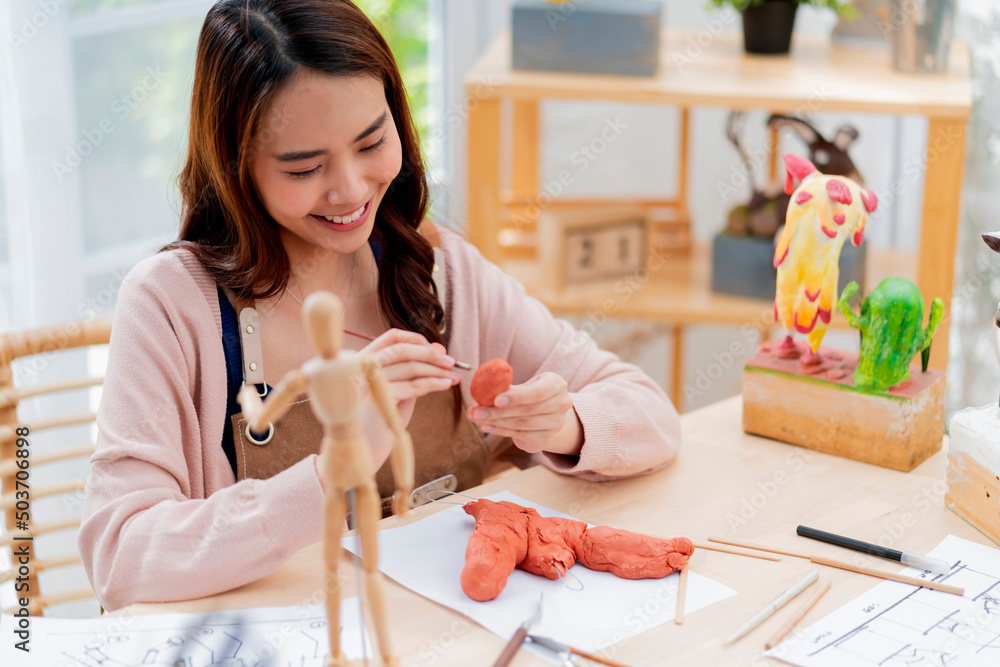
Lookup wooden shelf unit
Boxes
[465,29,972,407]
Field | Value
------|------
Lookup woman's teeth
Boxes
[323,202,366,224]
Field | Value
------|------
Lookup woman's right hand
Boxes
[356,329,459,466]
[360,329,460,419]
[316,330,458,490]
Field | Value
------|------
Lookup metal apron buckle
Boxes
[409,474,458,508]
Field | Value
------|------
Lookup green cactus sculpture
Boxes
[837,278,944,393]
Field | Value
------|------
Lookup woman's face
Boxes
[249,71,403,258]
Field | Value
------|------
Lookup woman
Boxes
[79,0,681,612]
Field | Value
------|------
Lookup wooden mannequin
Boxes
[238,291,414,667]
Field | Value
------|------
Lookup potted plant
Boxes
[709,0,856,54]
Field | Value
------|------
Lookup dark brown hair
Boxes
[164,0,444,345]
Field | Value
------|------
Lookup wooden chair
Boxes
[0,318,112,615]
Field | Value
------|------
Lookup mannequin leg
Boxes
[324,486,348,667]
[356,480,398,667]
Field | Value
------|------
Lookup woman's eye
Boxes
[362,136,387,153]
[288,166,320,179]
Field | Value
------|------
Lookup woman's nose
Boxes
[327,161,367,206]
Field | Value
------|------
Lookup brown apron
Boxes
[225,232,488,516]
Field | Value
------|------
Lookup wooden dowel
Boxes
[0,443,95,477]
[1,587,95,616]
[38,587,95,609]
[0,375,104,409]
[0,553,81,584]
[708,536,965,595]
[0,478,86,511]
[693,542,782,562]
[675,565,689,625]
[707,536,810,559]
[0,319,111,360]
[809,555,964,596]
[0,412,97,443]
[0,516,82,549]
[764,579,831,649]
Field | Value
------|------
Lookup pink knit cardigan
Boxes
[79,227,680,610]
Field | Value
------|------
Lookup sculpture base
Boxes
[946,405,1000,546]
[742,340,946,472]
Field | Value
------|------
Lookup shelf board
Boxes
[502,243,917,330]
[466,30,972,119]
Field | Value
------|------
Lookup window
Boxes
[1,0,438,331]
[357,0,431,140]
[0,0,438,617]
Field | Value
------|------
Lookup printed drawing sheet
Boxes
[343,490,736,658]
[767,535,1000,666]
[0,600,370,667]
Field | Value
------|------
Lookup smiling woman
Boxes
[76,0,682,616]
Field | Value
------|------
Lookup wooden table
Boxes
[466,29,973,382]
[118,397,997,666]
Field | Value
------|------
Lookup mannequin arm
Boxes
[237,369,309,435]
[362,355,415,517]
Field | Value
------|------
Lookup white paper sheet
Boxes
[0,599,370,666]
[343,490,736,659]
[766,535,1000,666]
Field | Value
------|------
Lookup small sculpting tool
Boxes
[529,634,632,667]
[493,593,543,667]
[764,579,831,649]
[343,329,471,369]
[796,525,952,575]
[724,569,819,644]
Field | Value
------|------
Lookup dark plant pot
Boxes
[742,0,799,55]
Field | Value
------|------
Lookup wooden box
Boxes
[946,405,1000,545]
[538,206,648,290]
[743,340,946,472]
[511,0,662,77]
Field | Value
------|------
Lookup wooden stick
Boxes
[707,537,965,596]
[764,579,831,649]
[675,565,689,625]
[693,541,782,562]
[809,555,964,596]
[707,536,809,559]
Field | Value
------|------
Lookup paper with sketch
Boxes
[767,535,1000,666]
[343,490,735,656]
[0,600,370,667]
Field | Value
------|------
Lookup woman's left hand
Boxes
[466,372,583,457]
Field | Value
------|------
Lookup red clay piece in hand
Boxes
[470,358,513,407]
[460,499,694,601]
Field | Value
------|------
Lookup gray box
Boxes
[511,0,662,77]
[711,233,867,302]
